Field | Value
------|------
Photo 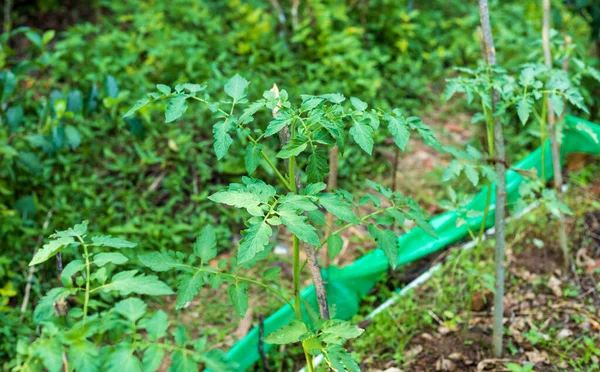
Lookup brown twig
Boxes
[258,315,271,372]
[21,209,54,315]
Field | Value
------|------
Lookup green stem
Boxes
[304,351,315,372]
[77,235,91,322]
[539,100,547,183]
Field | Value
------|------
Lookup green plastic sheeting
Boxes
[225,116,600,371]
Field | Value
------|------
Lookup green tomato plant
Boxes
[124,74,440,370]
[17,221,233,372]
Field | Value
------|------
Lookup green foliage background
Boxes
[0,0,598,368]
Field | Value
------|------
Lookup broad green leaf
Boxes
[213,120,233,160]
[93,252,128,267]
[224,74,249,102]
[276,138,308,159]
[264,111,294,137]
[66,90,83,113]
[107,346,142,372]
[139,251,182,272]
[238,221,273,264]
[349,122,374,155]
[33,337,63,372]
[405,209,437,238]
[194,225,217,263]
[228,282,249,317]
[115,297,147,322]
[209,190,266,216]
[33,288,70,323]
[143,310,169,340]
[180,83,206,93]
[464,164,479,186]
[91,235,136,249]
[1,70,17,103]
[549,93,564,117]
[105,75,119,98]
[323,345,360,372]
[386,116,410,151]
[374,229,398,269]
[327,234,343,260]
[320,320,364,344]
[61,259,84,287]
[54,221,88,238]
[124,97,151,118]
[279,194,318,211]
[350,97,367,111]
[319,93,345,104]
[176,273,204,310]
[165,94,188,123]
[304,182,327,195]
[442,160,463,182]
[517,96,532,124]
[142,345,164,372]
[169,351,198,372]
[156,84,171,94]
[69,340,100,372]
[244,143,263,174]
[202,349,236,372]
[101,270,174,296]
[319,194,359,224]
[278,206,321,246]
[29,236,75,266]
[303,336,323,355]
[306,150,329,184]
[239,101,265,123]
[264,320,308,345]
[263,267,281,280]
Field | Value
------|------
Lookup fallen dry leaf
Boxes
[547,276,563,297]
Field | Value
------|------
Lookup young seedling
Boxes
[21,222,232,372]
[125,75,440,369]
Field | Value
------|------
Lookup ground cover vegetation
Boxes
[1,0,599,371]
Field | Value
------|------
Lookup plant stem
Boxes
[479,0,507,358]
[77,235,91,322]
[542,0,569,269]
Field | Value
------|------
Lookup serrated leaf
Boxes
[140,310,169,341]
[165,94,188,123]
[373,229,398,269]
[115,297,147,322]
[69,340,100,372]
[265,111,294,137]
[350,121,374,155]
[156,84,171,94]
[228,282,249,317]
[264,320,309,345]
[176,273,205,310]
[464,164,479,186]
[213,120,233,160]
[91,235,136,249]
[280,194,318,211]
[33,288,70,323]
[64,125,81,149]
[142,345,164,372]
[107,346,142,372]
[33,337,63,372]
[549,93,564,117]
[61,259,84,287]
[442,160,463,182]
[320,320,364,343]
[124,97,151,118]
[327,234,343,260]
[244,143,263,174]
[29,236,75,266]
[224,74,249,102]
[93,252,128,267]
[263,267,281,280]
[278,206,321,246]
[209,190,266,216]
[319,194,359,224]
[194,225,217,263]
[139,251,182,272]
[517,96,532,124]
[387,116,410,151]
[350,97,367,111]
[405,209,437,238]
[101,270,174,296]
[276,138,307,159]
[238,221,273,264]
[323,345,360,372]
[306,150,329,184]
